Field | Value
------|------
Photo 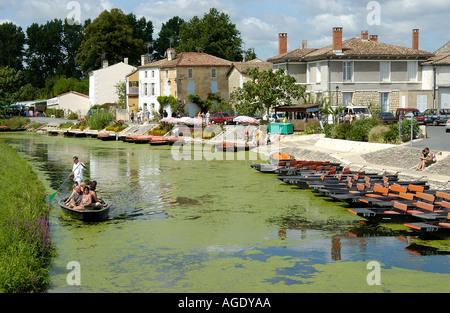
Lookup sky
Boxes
[1,0,450,61]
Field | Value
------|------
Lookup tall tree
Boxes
[126,13,153,52]
[61,19,85,79]
[0,22,26,72]
[24,19,65,88]
[178,8,243,61]
[75,9,144,72]
[231,68,305,118]
[152,16,184,60]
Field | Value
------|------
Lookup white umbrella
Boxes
[160,117,179,124]
[236,116,259,125]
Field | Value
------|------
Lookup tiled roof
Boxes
[422,53,450,65]
[267,37,434,62]
[267,48,317,63]
[227,58,273,75]
[140,52,232,68]
[305,37,434,59]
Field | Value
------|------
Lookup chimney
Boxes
[167,48,177,61]
[124,57,128,65]
[412,29,419,50]
[102,60,108,68]
[332,27,343,53]
[141,54,148,66]
[369,35,378,42]
[361,30,369,41]
[302,40,308,49]
[279,33,287,55]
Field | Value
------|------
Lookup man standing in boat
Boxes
[70,156,86,186]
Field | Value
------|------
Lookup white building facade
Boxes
[89,59,137,106]
[138,66,161,119]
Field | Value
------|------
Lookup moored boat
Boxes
[149,136,169,145]
[97,133,116,141]
[168,137,185,145]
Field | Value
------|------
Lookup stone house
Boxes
[267,28,435,113]
[227,58,273,94]
[140,48,232,117]
[125,69,139,117]
[421,43,450,110]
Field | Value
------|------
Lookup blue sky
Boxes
[1,0,450,60]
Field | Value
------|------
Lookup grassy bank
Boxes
[0,140,55,293]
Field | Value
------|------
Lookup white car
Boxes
[446,119,450,133]
[263,113,284,123]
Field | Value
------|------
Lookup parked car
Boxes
[210,112,235,124]
[327,105,372,124]
[446,119,450,133]
[263,112,284,123]
[395,108,425,124]
[423,108,450,126]
[377,112,397,124]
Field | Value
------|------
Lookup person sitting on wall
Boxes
[417,147,436,171]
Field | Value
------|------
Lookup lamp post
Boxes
[335,86,339,106]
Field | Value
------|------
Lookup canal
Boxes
[2,132,449,292]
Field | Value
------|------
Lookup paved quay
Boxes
[272,134,450,190]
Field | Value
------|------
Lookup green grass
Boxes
[0,140,56,293]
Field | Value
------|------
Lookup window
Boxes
[307,63,311,83]
[165,69,169,78]
[343,61,353,82]
[151,70,155,78]
[211,68,217,78]
[342,92,353,106]
[151,83,155,96]
[380,92,390,112]
[380,61,391,82]
[316,63,321,83]
[145,71,147,78]
[144,83,148,96]
[407,61,418,81]
[188,68,194,79]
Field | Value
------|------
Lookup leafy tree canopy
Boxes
[178,8,243,61]
[231,68,305,117]
[75,9,144,72]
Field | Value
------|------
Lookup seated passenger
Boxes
[74,186,92,211]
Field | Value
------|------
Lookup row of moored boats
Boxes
[252,153,450,239]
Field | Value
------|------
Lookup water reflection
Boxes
[1,133,449,292]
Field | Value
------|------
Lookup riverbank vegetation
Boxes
[0,140,55,292]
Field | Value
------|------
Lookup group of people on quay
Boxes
[63,156,105,210]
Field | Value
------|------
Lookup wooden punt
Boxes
[149,136,169,145]
[404,213,450,238]
[349,199,450,224]
[133,135,153,144]
[97,133,116,141]
[59,198,111,222]
[168,137,185,145]
[216,142,236,152]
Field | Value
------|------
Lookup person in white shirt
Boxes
[70,156,86,185]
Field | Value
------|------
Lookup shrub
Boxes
[3,117,30,130]
[105,120,127,132]
[87,111,115,130]
[345,118,382,142]
[302,124,323,135]
[58,122,74,129]
[331,122,352,139]
[67,111,78,120]
[383,126,400,144]
[368,125,390,143]
[323,124,334,138]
